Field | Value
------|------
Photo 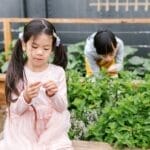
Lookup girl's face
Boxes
[100,54,113,62]
[24,33,53,71]
[99,43,117,63]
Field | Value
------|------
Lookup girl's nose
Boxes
[36,48,43,55]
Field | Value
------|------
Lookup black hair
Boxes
[94,29,117,55]
[5,19,67,103]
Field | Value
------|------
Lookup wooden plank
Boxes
[72,140,113,150]
[49,18,150,24]
[0,18,150,24]
[0,74,6,81]
[3,19,12,52]
[0,74,6,105]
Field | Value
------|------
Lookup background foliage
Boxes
[67,70,150,149]
[67,42,150,149]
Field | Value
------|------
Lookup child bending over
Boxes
[84,29,124,77]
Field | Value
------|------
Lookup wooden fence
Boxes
[0,18,150,52]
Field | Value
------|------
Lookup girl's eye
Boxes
[44,48,50,51]
[32,46,38,49]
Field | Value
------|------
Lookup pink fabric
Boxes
[0,64,73,150]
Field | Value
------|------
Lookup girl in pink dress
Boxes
[0,19,73,150]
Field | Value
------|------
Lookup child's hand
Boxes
[107,64,117,73]
[107,64,118,77]
[43,80,58,97]
[23,82,42,103]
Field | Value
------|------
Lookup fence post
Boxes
[3,19,12,52]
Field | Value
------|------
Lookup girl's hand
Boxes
[43,80,58,97]
[107,64,117,73]
[107,64,118,77]
[23,82,42,103]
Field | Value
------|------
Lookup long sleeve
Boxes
[9,80,31,115]
[115,37,124,71]
[50,68,68,112]
[84,33,100,75]
[10,91,31,116]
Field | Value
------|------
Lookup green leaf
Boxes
[72,98,85,109]
[1,61,9,73]
[143,59,150,71]
[128,56,144,65]
[124,46,138,57]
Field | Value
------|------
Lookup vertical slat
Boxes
[3,19,12,52]
[0,74,6,105]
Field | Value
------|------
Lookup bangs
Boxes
[96,40,114,55]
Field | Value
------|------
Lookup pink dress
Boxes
[0,64,73,150]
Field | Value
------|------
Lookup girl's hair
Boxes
[5,19,67,103]
[94,29,117,55]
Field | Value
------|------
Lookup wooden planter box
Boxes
[0,74,6,105]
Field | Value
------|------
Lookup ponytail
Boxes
[53,44,67,69]
[5,39,25,104]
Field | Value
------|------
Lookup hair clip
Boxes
[18,32,23,41]
[53,32,61,47]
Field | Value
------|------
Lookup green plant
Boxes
[124,46,150,76]
[67,70,150,149]
[67,41,86,76]
[0,39,17,73]
[0,26,23,73]
[0,51,11,73]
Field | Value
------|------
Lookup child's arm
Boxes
[10,91,32,116]
[51,68,68,112]
[10,81,41,115]
[114,37,124,71]
[108,37,124,73]
[44,68,68,112]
